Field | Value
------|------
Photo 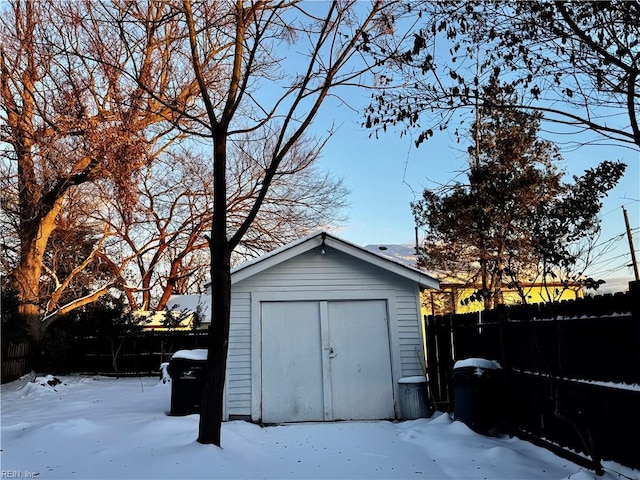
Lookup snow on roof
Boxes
[364,244,452,282]
[364,244,419,268]
[166,294,211,318]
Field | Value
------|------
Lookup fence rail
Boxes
[1,330,210,383]
[425,285,640,471]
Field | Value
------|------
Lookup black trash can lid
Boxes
[453,358,501,371]
[171,349,208,361]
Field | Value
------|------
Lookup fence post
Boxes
[497,304,514,436]
[630,282,640,385]
[425,313,455,412]
[440,314,454,412]
[630,281,639,319]
[425,314,444,410]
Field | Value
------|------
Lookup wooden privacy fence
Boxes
[72,330,209,376]
[425,286,640,471]
[1,330,210,383]
[1,341,30,383]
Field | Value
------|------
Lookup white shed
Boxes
[223,231,439,423]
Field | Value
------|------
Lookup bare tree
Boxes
[168,0,400,445]
[0,174,113,311]
[226,132,350,263]
[367,1,640,150]
[0,0,199,343]
[95,133,348,313]
[2,0,402,446]
[93,151,212,312]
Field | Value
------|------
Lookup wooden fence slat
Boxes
[1,341,30,382]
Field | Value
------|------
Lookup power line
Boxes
[587,250,639,277]
[591,227,638,250]
[588,261,635,279]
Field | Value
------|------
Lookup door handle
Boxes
[328,347,337,358]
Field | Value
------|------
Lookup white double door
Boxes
[261,299,395,423]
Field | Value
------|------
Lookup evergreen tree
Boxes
[413,102,625,309]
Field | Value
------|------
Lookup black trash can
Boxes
[452,358,502,434]
[168,349,208,416]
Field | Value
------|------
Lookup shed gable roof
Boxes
[231,231,439,289]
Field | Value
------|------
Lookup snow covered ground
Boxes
[1,375,637,480]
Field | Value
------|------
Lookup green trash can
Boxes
[452,358,502,433]
[398,376,431,419]
[168,349,208,416]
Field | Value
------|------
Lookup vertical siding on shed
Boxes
[224,246,425,419]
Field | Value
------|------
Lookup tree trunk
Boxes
[198,128,230,446]
[198,245,231,446]
[14,197,64,345]
[14,251,44,344]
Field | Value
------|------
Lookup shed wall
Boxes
[225,245,425,419]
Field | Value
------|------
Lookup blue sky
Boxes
[245,2,639,285]
[309,89,640,283]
